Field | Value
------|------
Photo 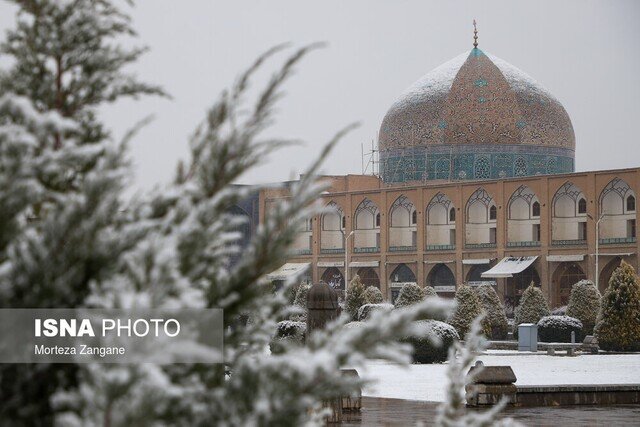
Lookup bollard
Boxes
[571,331,575,344]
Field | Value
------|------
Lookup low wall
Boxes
[514,384,640,407]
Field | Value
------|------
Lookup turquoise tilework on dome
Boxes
[380,144,574,183]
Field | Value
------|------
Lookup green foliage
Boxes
[357,303,394,321]
[566,279,601,335]
[402,320,459,364]
[291,282,311,321]
[423,286,437,298]
[538,315,583,343]
[514,283,550,335]
[395,283,425,308]
[364,286,383,304]
[474,284,509,340]
[270,321,306,355]
[448,285,490,338]
[344,275,367,320]
[595,261,640,351]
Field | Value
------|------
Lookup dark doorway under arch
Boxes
[321,267,344,290]
[389,264,417,303]
[553,262,586,307]
[427,263,456,298]
[466,264,491,284]
[357,267,380,289]
[505,264,541,316]
[599,257,624,293]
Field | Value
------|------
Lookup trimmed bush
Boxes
[364,286,384,304]
[394,283,425,308]
[357,303,394,321]
[345,275,367,320]
[402,320,459,364]
[537,315,583,343]
[290,282,311,321]
[423,286,437,299]
[566,279,601,335]
[474,284,509,340]
[595,261,640,351]
[514,283,550,336]
[448,285,490,338]
[270,320,306,354]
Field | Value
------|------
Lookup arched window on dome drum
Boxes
[412,210,417,225]
[489,205,497,221]
[376,212,381,227]
[532,201,541,217]
[578,198,587,214]
[449,207,456,222]
[474,156,491,180]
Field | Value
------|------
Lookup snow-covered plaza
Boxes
[359,351,640,402]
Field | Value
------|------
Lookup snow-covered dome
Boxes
[378,47,575,183]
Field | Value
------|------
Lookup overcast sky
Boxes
[1,0,639,190]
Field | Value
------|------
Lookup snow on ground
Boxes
[356,351,640,403]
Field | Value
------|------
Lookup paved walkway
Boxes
[341,397,640,426]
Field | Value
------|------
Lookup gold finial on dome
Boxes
[473,19,478,48]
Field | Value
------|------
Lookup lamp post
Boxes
[588,212,605,290]
[344,230,355,286]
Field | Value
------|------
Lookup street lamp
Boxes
[588,212,605,290]
[344,230,355,285]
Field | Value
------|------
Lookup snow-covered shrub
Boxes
[595,261,640,351]
[364,286,384,304]
[514,283,550,336]
[424,286,437,298]
[395,283,425,308]
[474,284,509,340]
[344,275,367,320]
[566,279,601,335]
[270,321,306,354]
[402,320,459,364]
[357,303,394,321]
[448,285,490,338]
[537,315,583,343]
[551,305,567,316]
[291,282,311,321]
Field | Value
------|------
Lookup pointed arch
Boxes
[552,182,587,244]
[466,188,497,247]
[354,198,381,251]
[321,201,345,252]
[426,193,456,249]
[599,178,637,242]
[389,195,417,250]
[507,185,541,245]
[389,264,416,283]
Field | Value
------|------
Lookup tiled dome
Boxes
[379,48,575,183]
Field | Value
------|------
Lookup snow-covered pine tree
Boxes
[52,46,462,425]
[364,285,384,304]
[424,285,437,298]
[514,283,550,335]
[595,261,640,351]
[291,281,311,321]
[345,274,367,320]
[474,283,509,340]
[448,285,490,338]
[395,282,425,308]
[0,0,165,421]
[566,279,601,335]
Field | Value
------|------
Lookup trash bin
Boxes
[518,323,538,352]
